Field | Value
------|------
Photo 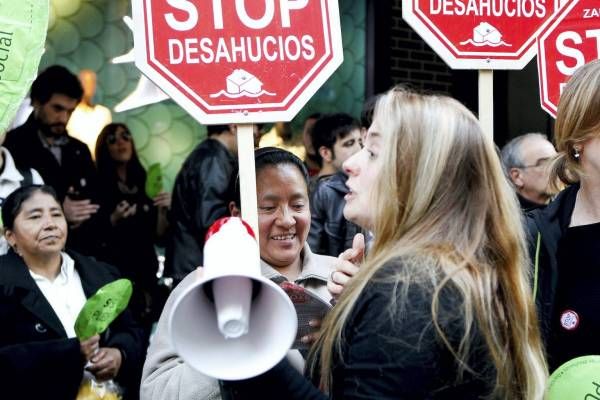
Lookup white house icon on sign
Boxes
[460,22,511,47]
[210,69,276,99]
[474,22,502,44]
[227,69,262,95]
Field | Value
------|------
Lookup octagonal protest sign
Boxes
[133,0,343,124]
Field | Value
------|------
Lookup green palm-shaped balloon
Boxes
[74,279,133,340]
[0,0,49,134]
[145,163,163,199]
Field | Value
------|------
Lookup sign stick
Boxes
[478,70,494,138]
[236,124,259,242]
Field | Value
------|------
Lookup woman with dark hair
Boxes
[95,123,171,335]
[0,185,144,399]
[140,148,336,400]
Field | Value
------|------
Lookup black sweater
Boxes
[224,260,495,399]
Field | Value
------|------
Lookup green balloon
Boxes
[547,355,600,400]
[74,279,133,340]
[145,163,163,199]
[0,0,49,134]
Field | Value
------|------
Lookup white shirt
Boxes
[29,252,87,338]
[0,147,44,254]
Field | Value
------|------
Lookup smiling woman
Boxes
[140,148,338,400]
[255,148,313,279]
[0,185,144,399]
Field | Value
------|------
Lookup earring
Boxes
[573,148,581,160]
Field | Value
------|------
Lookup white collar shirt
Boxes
[260,244,335,303]
[29,252,87,338]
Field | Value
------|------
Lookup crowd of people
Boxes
[0,59,599,399]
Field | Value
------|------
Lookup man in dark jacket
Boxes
[308,114,362,257]
[4,65,101,255]
[165,124,238,284]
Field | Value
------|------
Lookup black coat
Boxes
[0,250,145,400]
[223,260,495,399]
[4,115,98,202]
[308,171,362,257]
[96,178,159,288]
[4,115,102,256]
[525,184,578,343]
[165,138,237,283]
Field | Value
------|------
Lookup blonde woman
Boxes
[527,60,600,372]
[223,87,547,399]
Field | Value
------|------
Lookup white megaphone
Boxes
[169,217,298,380]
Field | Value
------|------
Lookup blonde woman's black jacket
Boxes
[222,261,495,399]
[0,249,145,400]
[525,184,579,342]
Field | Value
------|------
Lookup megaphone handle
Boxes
[219,380,239,400]
[219,378,269,400]
[217,358,326,400]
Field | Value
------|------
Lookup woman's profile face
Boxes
[6,191,67,258]
[257,164,310,269]
[107,125,133,163]
[342,121,384,230]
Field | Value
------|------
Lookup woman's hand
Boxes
[155,192,172,237]
[88,347,123,381]
[110,200,137,226]
[153,192,172,209]
[63,195,100,228]
[80,334,100,361]
[328,233,365,300]
[300,319,322,346]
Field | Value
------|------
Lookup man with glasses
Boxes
[4,65,101,255]
[501,133,558,210]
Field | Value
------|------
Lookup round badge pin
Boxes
[560,309,580,331]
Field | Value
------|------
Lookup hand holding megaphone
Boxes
[169,217,297,380]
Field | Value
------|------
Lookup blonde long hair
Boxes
[310,87,547,399]
[550,60,600,189]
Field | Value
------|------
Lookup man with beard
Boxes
[4,65,101,254]
[308,113,363,257]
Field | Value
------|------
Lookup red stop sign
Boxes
[537,0,600,118]
[132,0,343,124]
[403,0,564,69]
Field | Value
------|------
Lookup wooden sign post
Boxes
[236,124,259,239]
[478,70,494,138]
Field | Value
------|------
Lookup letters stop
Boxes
[165,0,309,31]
